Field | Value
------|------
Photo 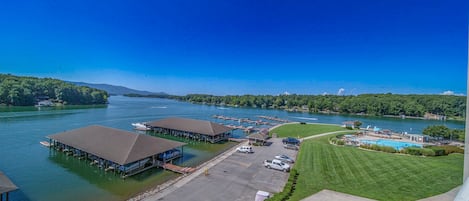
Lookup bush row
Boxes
[266,169,299,201]
[359,144,397,153]
[329,137,345,146]
[402,147,435,156]
[424,145,464,155]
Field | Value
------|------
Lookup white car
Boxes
[274,154,295,163]
[236,146,254,153]
[263,159,290,172]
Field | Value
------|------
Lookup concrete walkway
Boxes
[300,130,352,141]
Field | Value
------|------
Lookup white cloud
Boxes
[442,90,454,95]
[441,90,465,96]
[337,88,345,96]
[284,91,290,95]
[322,92,328,96]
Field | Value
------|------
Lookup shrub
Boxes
[336,140,345,145]
[336,134,345,138]
[404,147,423,155]
[426,146,446,156]
[370,144,380,151]
[421,148,435,156]
[380,146,397,153]
[359,144,396,153]
[267,169,299,201]
[425,145,464,156]
[440,145,464,155]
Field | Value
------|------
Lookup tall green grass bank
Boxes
[270,124,463,201]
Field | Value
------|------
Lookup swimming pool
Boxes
[360,139,422,150]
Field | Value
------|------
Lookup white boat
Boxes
[131,122,151,131]
[40,141,51,147]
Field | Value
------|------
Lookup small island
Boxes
[0,74,108,106]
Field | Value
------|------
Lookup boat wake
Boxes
[151,106,168,109]
[292,117,318,121]
[217,107,230,110]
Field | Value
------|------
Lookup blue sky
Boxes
[0,0,467,95]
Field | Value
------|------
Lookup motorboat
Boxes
[40,141,51,147]
[131,122,151,131]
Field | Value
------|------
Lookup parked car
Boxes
[283,144,299,151]
[236,145,254,153]
[282,137,300,145]
[274,154,295,163]
[263,159,290,172]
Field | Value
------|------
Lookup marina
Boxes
[0,96,464,201]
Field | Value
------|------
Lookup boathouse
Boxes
[147,117,233,143]
[0,171,18,201]
[47,125,186,178]
[247,128,270,145]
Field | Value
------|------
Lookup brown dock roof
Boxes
[147,117,232,136]
[48,125,185,165]
[0,171,18,194]
[247,133,269,141]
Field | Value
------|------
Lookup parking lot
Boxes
[158,138,298,201]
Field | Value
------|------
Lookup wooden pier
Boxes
[257,115,290,123]
[162,163,196,174]
[212,115,273,126]
[229,138,247,142]
[224,124,258,132]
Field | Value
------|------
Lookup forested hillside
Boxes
[0,74,108,106]
[169,94,466,120]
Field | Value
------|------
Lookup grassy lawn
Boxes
[289,135,463,201]
[270,123,348,138]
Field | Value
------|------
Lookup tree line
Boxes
[423,125,465,142]
[136,93,465,120]
[0,74,108,106]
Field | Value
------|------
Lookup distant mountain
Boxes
[70,82,167,96]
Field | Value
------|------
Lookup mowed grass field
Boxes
[290,135,463,201]
[270,123,347,138]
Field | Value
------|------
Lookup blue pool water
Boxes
[360,139,423,150]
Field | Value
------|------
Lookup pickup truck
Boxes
[263,159,290,172]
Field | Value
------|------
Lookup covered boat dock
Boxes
[0,171,18,201]
[247,128,270,146]
[147,117,233,143]
[47,125,186,178]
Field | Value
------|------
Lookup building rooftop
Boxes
[147,117,232,136]
[247,133,269,141]
[0,171,18,194]
[48,125,186,165]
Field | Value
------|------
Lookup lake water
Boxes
[0,96,464,201]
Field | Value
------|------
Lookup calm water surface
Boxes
[0,96,464,201]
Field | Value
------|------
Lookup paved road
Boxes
[154,138,297,201]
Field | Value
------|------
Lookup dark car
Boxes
[283,144,299,151]
[282,137,300,145]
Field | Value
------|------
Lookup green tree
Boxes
[423,125,451,139]
[354,120,362,129]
